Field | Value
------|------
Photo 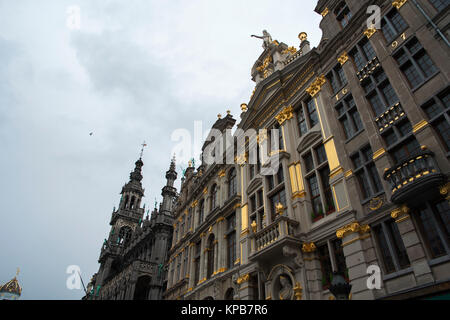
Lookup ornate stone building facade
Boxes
[85,157,177,300]
[165,0,449,300]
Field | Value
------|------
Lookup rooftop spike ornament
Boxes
[139,141,147,159]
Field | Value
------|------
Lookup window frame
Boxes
[334,1,352,28]
[327,63,348,94]
[350,145,384,202]
[301,142,336,222]
[349,37,377,71]
[380,118,421,164]
[226,213,237,269]
[393,37,438,91]
[318,238,348,290]
[295,96,319,138]
[361,67,400,117]
[428,0,449,13]
[414,199,450,260]
[420,87,450,154]
[335,93,364,141]
[372,218,411,276]
[381,8,408,44]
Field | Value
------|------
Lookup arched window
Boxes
[228,168,237,198]
[133,276,151,300]
[130,196,136,209]
[225,288,235,300]
[118,226,132,245]
[199,200,205,225]
[123,195,129,209]
[211,185,218,210]
[207,235,215,279]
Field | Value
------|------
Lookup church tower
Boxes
[94,157,146,296]
[147,156,178,299]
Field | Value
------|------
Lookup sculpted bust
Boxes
[278,275,293,300]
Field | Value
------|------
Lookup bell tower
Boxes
[93,155,146,297]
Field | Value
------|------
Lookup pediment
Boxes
[247,177,262,195]
[297,127,322,153]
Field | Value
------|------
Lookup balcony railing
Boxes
[357,56,380,82]
[251,216,298,254]
[375,102,405,133]
[384,150,447,204]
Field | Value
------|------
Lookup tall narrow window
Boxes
[373,220,410,275]
[332,239,347,275]
[183,250,189,278]
[296,97,319,137]
[334,2,352,28]
[228,168,237,198]
[194,242,201,285]
[362,68,399,116]
[336,94,363,139]
[278,125,284,150]
[421,88,450,152]
[351,146,383,200]
[269,189,286,221]
[199,200,205,225]
[207,235,215,279]
[350,38,377,70]
[318,244,333,289]
[304,143,334,222]
[320,166,336,215]
[226,213,237,269]
[327,64,348,93]
[297,106,308,136]
[211,184,218,210]
[306,98,319,128]
[429,0,449,12]
[381,9,408,44]
[415,199,450,259]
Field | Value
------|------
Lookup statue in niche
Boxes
[278,275,293,300]
[251,30,273,49]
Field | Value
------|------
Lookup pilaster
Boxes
[336,222,375,299]
[391,205,434,285]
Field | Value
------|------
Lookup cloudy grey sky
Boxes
[0,0,322,299]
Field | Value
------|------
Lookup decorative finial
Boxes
[139,141,148,159]
[16,267,20,277]
[218,114,222,119]
[226,110,231,115]
[241,103,248,112]
[298,32,308,42]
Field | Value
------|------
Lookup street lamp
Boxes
[329,272,352,300]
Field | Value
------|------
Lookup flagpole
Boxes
[78,271,88,296]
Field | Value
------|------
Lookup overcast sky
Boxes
[0,0,322,299]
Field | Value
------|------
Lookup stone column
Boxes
[236,273,253,300]
[302,243,322,300]
[391,205,434,286]
[336,221,375,300]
